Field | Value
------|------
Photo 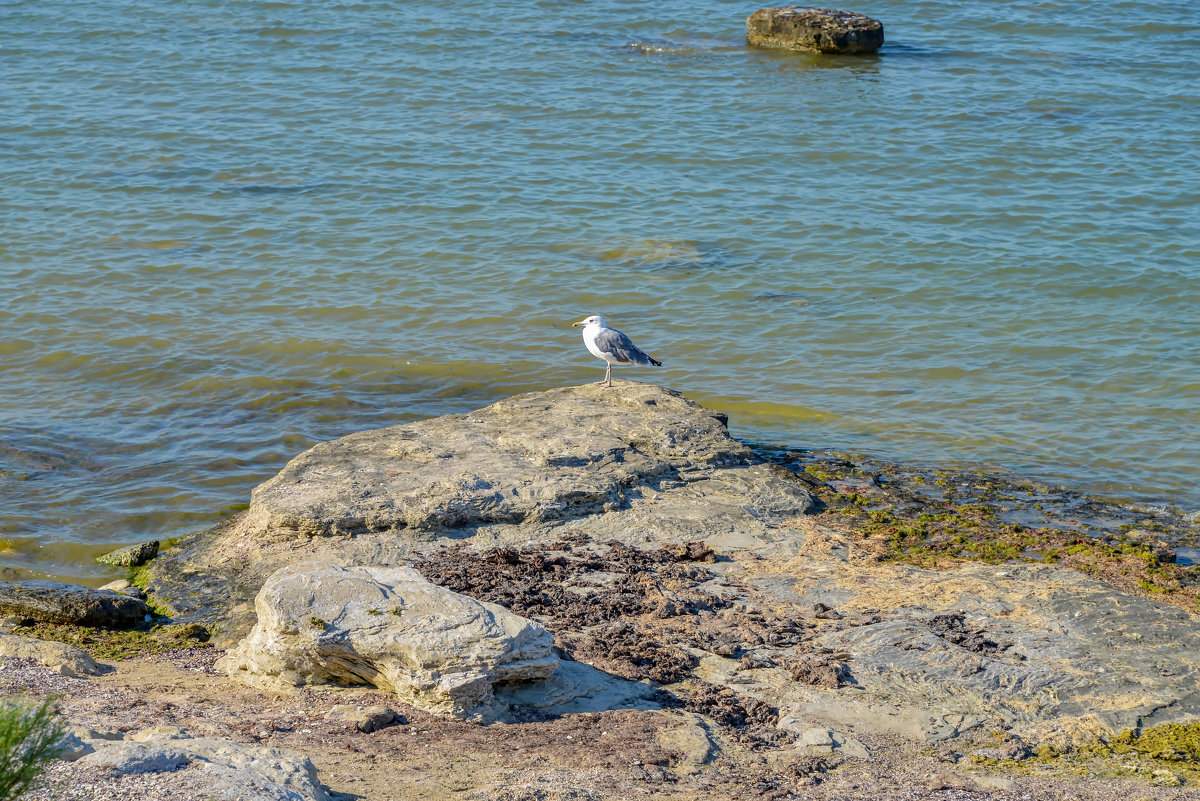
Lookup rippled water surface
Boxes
[3,0,1198,583]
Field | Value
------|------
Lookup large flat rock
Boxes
[239,383,756,540]
[697,537,1200,744]
[145,384,818,638]
[73,726,328,801]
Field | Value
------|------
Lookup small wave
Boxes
[224,182,323,195]
[626,40,699,56]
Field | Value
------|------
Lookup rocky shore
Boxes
[3,383,1198,800]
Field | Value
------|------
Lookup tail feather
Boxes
[649,356,662,367]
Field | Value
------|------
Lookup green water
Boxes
[2,1,1198,584]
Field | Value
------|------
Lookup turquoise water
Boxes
[2,1,1198,583]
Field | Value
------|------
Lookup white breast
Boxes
[583,324,615,363]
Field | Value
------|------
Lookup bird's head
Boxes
[572,315,605,328]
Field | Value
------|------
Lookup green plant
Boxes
[0,696,65,800]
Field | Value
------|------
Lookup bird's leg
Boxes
[597,363,613,387]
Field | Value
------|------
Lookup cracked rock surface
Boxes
[145,383,816,640]
[127,382,1200,797]
[216,561,558,720]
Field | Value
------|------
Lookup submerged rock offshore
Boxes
[747,6,885,54]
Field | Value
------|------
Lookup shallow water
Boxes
[2,1,1198,583]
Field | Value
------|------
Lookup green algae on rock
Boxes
[95,540,159,568]
[782,449,1200,614]
[0,581,150,628]
[7,621,209,661]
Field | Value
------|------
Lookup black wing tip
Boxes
[650,357,663,366]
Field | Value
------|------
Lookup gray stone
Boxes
[96,540,159,567]
[780,718,870,758]
[0,632,104,676]
[216,561,558,720]
[747,6,884,54]
[98,579,143,597]
[727,556,1200,746]
[325,703,400,733]
[77,741,191,773]
[797,727,836,755]
[831,731,871,759]
[77,727,328,801]
[0,580,149,627]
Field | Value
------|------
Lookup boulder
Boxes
[0,580,150,627]
[747,7,884,54]
[96,540,159,567]
[216,561,559,720]
[0,633,104,676]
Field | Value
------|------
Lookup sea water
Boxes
[2,0,1197,583]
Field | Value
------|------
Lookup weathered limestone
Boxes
[73,726,329,801]
[0,580,149,627]
[145,384,817,637]
[698,545,1200,745]
[216,561,559,720]
[238,384,755,540]
[747,7,884,54]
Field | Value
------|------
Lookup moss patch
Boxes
[758,448,1200,614]
[1108,721,1200,764]
[9,621,211,661]
[966,722,1200,786]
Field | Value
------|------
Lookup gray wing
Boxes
[594,327,661,366]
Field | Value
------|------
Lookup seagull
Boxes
[572,314,662,388]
